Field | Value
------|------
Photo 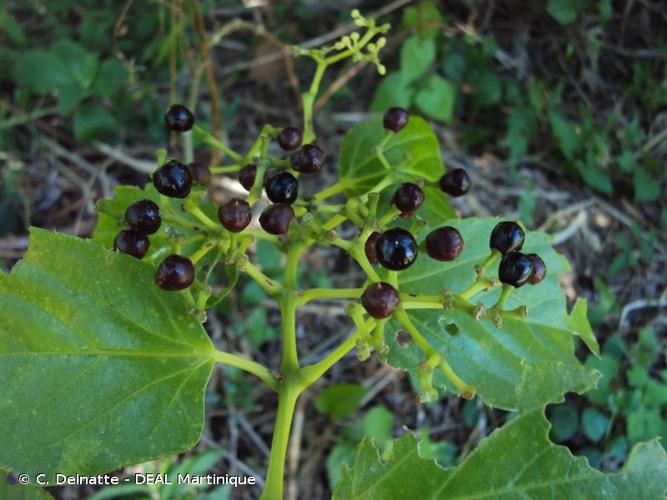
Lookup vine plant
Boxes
[1,10,666,500]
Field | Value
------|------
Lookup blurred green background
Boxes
[1,1,665,498]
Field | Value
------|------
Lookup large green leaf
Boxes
[0,229,215,480]
[384,217,599,411]
[337,116,444,197]
[334,409,667,499]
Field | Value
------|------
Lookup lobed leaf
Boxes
[334,410,667,499]
[0,229,214,480]
[383,217,599,411]
[337,116,444,197]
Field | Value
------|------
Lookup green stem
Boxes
[193,125,242,162]
[302,59,328,144]
[297,287,363,306]
[322,213,348,231]
[243,261,282,296]
[182,130,194,163]
[212,349,278,392]
[185,204,219,231]
[280,244,304,373]
[210,164,241,174]
[312,181,344,202]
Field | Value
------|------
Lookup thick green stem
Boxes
[302,59,327,144]
[260,381,302,500]
[297,287,363,306]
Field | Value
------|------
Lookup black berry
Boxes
[393,183,424,214]
[124,199,161,235]
[425,226,464,261]
[155,254,195,291]
[490,221,525,255]
[265,171,299,204]
[239,164,257,191]
[153,160,192,198]
[365,232,381,265]
[526,253,546,285]
[439,168,472,197]
[114,229,150,259]
[189,162,211,186]
[164,104,195,132]
[218,198,252,232]
[277,127,303,151]
[291,144,325,174]
[375,228,418,271]
[383,107,409,132]
[498,252,534,288]
[362,282,400,319]
[259,204,294,235]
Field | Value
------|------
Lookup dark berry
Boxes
[259,204,294,235]
[439,168,472,197]
[277,127,303,151]
[155,254,195,291]
[291,144,325,174]
[265,171,299,204]
[239,164,257,191]
[375,228,418,271]
[364,232,381,265]
[362,282,400,319]
[526,253,546,285]
[383,107,409,132]
[218,198,252,232]
[490,221,525,255]
[153,160,192,198]
[393,183,425,214]
[124,199,161,235]
[164,104,195,132]
[114,229,150,259]
[498,252,534,288]
[425,226,464,261]
[189,162,211,186]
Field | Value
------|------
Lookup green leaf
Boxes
[57,82,88,115]
[418,186,457,226]
[11,49,69,94]
[547,0,581,24]
[362,406,395,451]
[627,408,667,443]
[334,409,667,499]
[549,111,580,159]
[314,384,367,421]
[0,470,51,499]
[370,73,414,113]
[0,229,215,480]
[338,116,444,197]
[634,166,661,202]
[549,404,579,442]
[93,59,129,99]
[384,218,598,411]
[400,35,436,84]
[414,75,457,123]
[74,105,119,143]
[582,408,609,442]
[52,41,99,89]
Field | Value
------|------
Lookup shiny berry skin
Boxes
[383,107,409,132]
[189,162,211,186]
[375,228,418,271]
[439,168,472,197]
[239,164,257,191]
[265,171,299,204]
[277,127,303,151]
[164,104,195,132]
[218,198,252,232]
[362,282,400,319]
[153,160,192,198]
[425,226,464,261]
[124,199,161,235]
[365,231,381,265]
[291,144,325,174]
[393,183,424,214]
[259,204,294,235]
[490,221,525,255]
[526,253,546,285]
[114,229,150,259]
[155,254,195,291]
[498,252,534,288]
